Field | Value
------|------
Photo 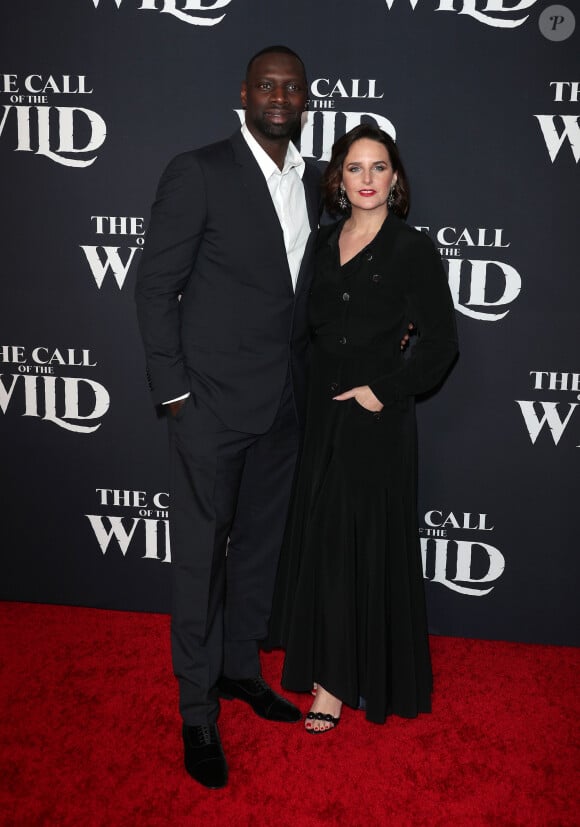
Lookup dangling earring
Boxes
[387,184,396,208]
[338,183,349,211]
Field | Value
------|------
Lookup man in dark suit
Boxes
[135,46,320,789]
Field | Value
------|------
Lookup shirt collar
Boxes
[241,122,305,180]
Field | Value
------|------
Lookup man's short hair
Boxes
[245,45,306,81]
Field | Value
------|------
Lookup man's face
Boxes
[241,52,307,142]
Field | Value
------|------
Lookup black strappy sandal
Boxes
[305,711,340,734]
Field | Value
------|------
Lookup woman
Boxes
[268,124,459,732]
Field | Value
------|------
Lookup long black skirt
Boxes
[268,355,432,724]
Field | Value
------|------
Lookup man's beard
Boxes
[251,112,302,141]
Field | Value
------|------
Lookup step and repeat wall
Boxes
[1,1,577,645]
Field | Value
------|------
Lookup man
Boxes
[135,46,321,789]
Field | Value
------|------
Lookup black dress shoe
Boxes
[217,675,301,723]
[182,724,228,789]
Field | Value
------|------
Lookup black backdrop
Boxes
[1,0,578,646]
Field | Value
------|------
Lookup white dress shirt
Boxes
[165,125,310,405]
[240,121,310,290]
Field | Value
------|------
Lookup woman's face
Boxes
[341,138,397,214]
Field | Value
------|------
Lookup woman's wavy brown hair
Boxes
[322,124,410,219]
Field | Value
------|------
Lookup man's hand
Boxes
[400,322,415,350]
[333,385,383,412]
[168,398,186,417]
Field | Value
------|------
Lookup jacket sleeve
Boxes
[134,152,207,406]
[369,231,459,405]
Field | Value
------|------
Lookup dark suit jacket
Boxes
[135,130,321,433]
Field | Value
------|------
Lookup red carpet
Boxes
[0,602,578,827]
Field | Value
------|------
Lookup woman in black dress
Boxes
[268,124,458,732]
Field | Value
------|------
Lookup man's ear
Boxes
[240,82,247,109]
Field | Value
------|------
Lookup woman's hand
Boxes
[400,322,415,350]
[333,385,384,412]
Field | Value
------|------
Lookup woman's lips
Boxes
[358,190,377,197]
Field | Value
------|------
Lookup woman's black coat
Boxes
[307,213,459,483]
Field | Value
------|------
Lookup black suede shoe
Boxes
[217,675,301,722]
[182,724,228,789]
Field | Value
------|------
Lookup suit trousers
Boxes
[168,373,300,725]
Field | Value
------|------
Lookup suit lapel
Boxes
[302,163,320,232]
[229,131,321,297]
[229,132,293,290]
[295,163,320,296]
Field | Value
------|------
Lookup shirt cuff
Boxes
[162,393,190,405]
